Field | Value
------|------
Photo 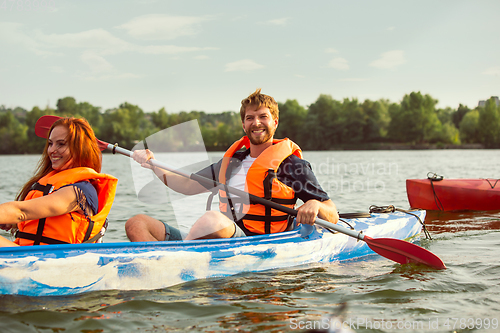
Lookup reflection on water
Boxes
[425,210,500,233]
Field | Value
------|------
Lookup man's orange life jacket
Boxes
[219,136,302,234]
[15,167,117,246]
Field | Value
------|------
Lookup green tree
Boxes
[427,121,460,144]
[303,94,342,150]
[339,98,365,144]
[387,92,440,143]
[100,102,155,149]
[436,107,453,125]
[0,111,28,154]
[56,97,78,115]
[360,99,390,142]
[77,102,102,136]
[275,99,307,145]
[150,107,171,129]
[200,111,242,150]
[24,106,50,153]
[452,104,471,128]
[459,109,480,144]
[478,97,500,147]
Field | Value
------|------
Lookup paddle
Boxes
[35,115,446,270]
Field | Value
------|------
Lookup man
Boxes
[125,89,338,241]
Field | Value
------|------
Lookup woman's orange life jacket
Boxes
[218,136,302,234]
[15,167,118,246]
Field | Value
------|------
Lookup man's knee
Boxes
[125,214,165,242]
[187,211,235,239]
[197,211,226,225]
[125,214,147,233]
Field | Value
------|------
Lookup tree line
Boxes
[1,92,499,154]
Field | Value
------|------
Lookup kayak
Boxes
[0,210,425,296]
[406,177,500,211]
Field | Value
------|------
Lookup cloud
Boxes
[338,78,368,82]
[77,51,141,80]
[259,17,291,26]
[3,23,216,57]
[49,66,64,73]
[369,50,406,69]
[75,72,140,81]
[225,59,264,72]
[139,45,216,55]
[482,66,500,76]
[325,48,339,54]
[35,28,131,55]
[1,22,217,80]
[116,14,209,40]
[0,22,62,56]
[328,57,349,70]
[81,52,114,73]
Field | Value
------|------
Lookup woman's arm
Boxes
[0,186,80,225]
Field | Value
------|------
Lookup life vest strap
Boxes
[83,219,94,242]
[15,231,70,245]
[30,181,56,245]
[83,219,108,243]
[248,197,297,205]
[30,182,54,195]
[223,184,238,222]
[263,169,276,234]
[243,214,290,222]
[220,195,296,206]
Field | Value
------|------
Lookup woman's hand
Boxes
[0,224,14,231]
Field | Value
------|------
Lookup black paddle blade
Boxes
[364,236,446,270]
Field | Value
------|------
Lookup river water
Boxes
[0,149,499,332]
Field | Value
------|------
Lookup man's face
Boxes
[242,106,278,145]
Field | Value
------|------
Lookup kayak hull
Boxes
[406,179,500,211]
[0,211,425,296]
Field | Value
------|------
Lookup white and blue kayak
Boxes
[0,210,426,297]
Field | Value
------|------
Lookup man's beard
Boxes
[245,125,276,145]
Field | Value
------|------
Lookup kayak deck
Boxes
[0,210,425,296]
[407,178,500,211]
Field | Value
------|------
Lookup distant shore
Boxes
[326,143,486,151]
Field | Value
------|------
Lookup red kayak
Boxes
[406,175,500,211]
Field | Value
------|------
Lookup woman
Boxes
[0,117,117,247]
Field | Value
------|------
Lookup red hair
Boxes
[16,117,102,201]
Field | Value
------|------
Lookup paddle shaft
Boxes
[107,143,364,240]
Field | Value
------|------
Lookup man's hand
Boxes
[296,199,339,225]
[132,149,156,170]
[296,200,322,225]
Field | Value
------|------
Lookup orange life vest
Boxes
[219,136,302,234]
[15,167,118,246]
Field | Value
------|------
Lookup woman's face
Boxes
[47,125,73,171]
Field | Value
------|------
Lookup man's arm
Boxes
[132,149,208,195]
[278,155,339,225]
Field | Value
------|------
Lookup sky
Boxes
[1,0,499,114]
